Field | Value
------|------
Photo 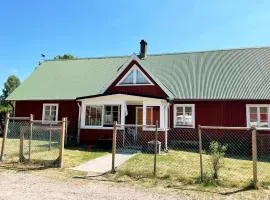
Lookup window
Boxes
[118,66,152,85]
[174,104,195,128]
[85,105,102,126]
[42,104,59,122]
[104,105,121,126]
[146,106,153,125]
[247,105,270,127]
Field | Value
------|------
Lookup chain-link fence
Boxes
[199,126,253,187]
[111,123,270,188]
[0,114,66,168]
[257,129,270,188]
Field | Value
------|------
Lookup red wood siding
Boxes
[105,60,167,98]
[80,129,112,146]
[15,101,79,140]
[170,100,270,128]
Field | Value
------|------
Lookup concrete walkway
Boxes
[71,153,136,174]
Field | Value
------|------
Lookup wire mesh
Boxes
[200,127,253,187]
[114,124,159,177]
[0,118,63,167]
[4,119,30,162]
[257,129,270,187]
[22,121,62,166]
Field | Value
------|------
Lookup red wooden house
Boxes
[6,40,270,149]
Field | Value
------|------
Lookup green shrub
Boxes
[209,141,228,179]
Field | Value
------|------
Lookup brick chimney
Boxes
[139,40,147,59]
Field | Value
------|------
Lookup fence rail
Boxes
[111,122,270,189]
[0,114,67,168]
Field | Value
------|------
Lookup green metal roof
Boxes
[7,47,270,101]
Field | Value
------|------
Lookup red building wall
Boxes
[15,100,79,140]
[14,99,270,149]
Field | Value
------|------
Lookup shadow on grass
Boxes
[0,162,51,171]
[72,172,150,183]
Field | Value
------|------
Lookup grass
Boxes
[113,150,270,189]
[0,138,108,169]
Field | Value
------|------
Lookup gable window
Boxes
[118,65,153,86]
[104,105,121,127]
[85,105,102,126]
[246,105,270,127]
[174,104,195,128]
[42,104,59,122]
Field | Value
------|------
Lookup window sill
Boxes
[80,126,124,130]
[174,126,195,129]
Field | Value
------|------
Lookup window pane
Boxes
[45,106,51,112]
[176,106,184,126]
[120,70,134,84]
[146,107,153,125]
[51,106,57,112]
[184,107,193,126]
[136,69,149,84]
[85,106,102,126]
[104,105,121,125]
[260,107,268,127]
[249,107,258,123]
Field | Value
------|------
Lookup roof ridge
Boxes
[146,46,270,57]
[42,46,270,62]
[43,55,131,62]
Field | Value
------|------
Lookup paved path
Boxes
[71,153,135,173]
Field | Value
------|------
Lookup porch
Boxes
[77,94,169,150]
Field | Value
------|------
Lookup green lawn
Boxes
[114,150,270,188]
[0,138,108,168]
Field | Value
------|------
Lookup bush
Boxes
[209,141,228,180]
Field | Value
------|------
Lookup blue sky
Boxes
[1,0,270,91]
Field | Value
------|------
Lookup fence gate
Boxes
[0,114,66,168]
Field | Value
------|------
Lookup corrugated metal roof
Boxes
[7,47,270,101]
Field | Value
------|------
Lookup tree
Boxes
[54,54,76,60]
[0,75,21,133]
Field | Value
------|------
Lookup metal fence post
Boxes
[252,127,258,189]
[198,125,203,181]
[0,113,10,161]
[154,120,158,177]
[29,114,33,161]
[111,121,117,173]
[59,117,67,168]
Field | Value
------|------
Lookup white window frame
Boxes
[84,105,103,127]
[42,103,59,122]
[103,105,121,126]
[116,64,154,86]
[173,104,195,128]
[246,104,270,128]
[81,103,124,129]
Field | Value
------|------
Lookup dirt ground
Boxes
[0,170,270,200]
[0,171,186,200]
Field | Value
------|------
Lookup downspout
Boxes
[77,102,82,145]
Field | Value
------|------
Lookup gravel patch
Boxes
[0,171,188,200]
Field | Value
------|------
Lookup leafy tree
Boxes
[0,75,21,133]
[54,54,76,60]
